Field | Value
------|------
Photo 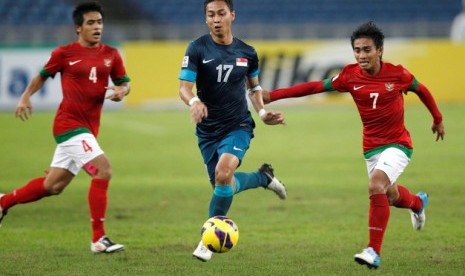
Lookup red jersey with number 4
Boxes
[331,62,414,152]
[41,42,128,137]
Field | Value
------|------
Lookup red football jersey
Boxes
[331,62,414,152]
[41,42,129,138]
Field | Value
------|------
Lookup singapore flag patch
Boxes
[236,58,248,67]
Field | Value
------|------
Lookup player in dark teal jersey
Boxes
[179,0,286,262]
[179,34,259,139]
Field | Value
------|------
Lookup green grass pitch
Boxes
[0,103,464,275]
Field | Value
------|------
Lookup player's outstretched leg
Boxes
[258,163,287,199]
[0,194,7,226]
[354,247,381,269]
[91,236,125,253]
[193,240,213,262]
[409,192,428,230]
[0,177,50,227]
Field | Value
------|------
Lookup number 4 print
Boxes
[82,140,93,152]
[89,67,97,83]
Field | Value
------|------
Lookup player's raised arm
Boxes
[247,77,285,125]
[15,74,47,121]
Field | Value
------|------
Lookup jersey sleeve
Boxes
[111,49,130,85]
[330,66,350,92]
[40,47,64,78]
[247,47,260,78]
[399,66,416,92]
[270,80,328,102]
[178,41,199,83]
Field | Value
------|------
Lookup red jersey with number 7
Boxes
[40,42,129,140]
[330,62,414,152]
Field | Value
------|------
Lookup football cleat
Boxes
[354,247,381,269]
[0,193,7,226]
[259,163,287,199]
[193,240,213,262]
[410,192,428,230]
[91,236,125,253]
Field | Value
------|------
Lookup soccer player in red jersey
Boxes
[263,21,445,269]
[0,2,130,253]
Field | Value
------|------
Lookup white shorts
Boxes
[365,147,410,185]
[50,133,104,175]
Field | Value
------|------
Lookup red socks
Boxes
[88,178,109,242]
[392,184,422,212]
[368,194,390,255]
[365,185,422,255]
[0,177,49,210]
[0,176,111,244]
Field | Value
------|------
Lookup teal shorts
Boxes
[198,128,252,185]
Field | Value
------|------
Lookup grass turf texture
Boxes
[0,103,464,275]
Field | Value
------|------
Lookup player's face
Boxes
[76,11,103,47]
[352,37,382,75]
[205,0,235,40]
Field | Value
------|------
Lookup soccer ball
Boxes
[201,216,239,253]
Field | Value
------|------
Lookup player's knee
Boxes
[368,180,387,195]
[387,194,398,205]
[368,171,390,195]
[95,167,112,180]
[386,187,400,205]
[214,168,234,184]
[46,183,67,195]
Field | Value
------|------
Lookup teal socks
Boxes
[209,184,234,218]
[234,171,268,194]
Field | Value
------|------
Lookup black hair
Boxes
[72,1,104,26]
[350,21,384,50]
[204,0,234,13]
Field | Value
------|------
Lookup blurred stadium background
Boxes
[0,0,461,44]
[0,0,464,110]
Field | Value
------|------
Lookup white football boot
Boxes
[354,247,381,269]
[91,236,125,253]
[259,163,287,199]
[193,240,212,262]
[410,192,428,230]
